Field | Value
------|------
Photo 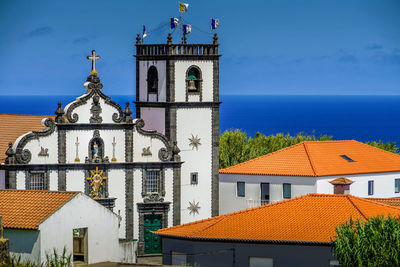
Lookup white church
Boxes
[0,33,220,255]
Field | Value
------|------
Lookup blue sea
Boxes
[0,95,399,144]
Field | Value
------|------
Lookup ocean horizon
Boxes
[0,94,399,144]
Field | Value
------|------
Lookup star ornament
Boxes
[188,134,201,150]
[188,200,200,216]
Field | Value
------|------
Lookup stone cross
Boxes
[87,50,100,75]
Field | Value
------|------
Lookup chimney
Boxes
[329,178,354,195]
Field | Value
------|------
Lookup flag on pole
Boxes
[211,18,220,30]
[170,18,179,29]
[142,25,147,39]
[179,2,189,13]
[183,24,191,34]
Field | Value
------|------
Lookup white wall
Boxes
[316,172,400,198]
[66,129,125,163]
[16,171,25,189]
[174,60,214,102]
[49,171,58,190]
[132,129,166,162]
[108,169,126,238]
[177,108,212,224]
[39,193,120,264]
[66,170,85,191]
[133,169,142,240]
[139,61,167,102]
[219,174,317,214]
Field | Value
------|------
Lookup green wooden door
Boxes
[144,215,162,254]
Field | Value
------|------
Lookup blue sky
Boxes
[0,0,399,95]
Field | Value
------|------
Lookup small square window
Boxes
[191,172,198,185]
[368,180,374,195]
[237,182,245,197]
[30,172,45,190]
[329,260,339,267]
[283,183,291,199]
[395,179,400,193]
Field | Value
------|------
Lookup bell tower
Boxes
[134,33,220,224]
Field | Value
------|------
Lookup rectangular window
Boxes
[249,257,273,267]
[283,183,291,199]
[237,182,245,197]
[395,179,400,193]
[30,172,45,190]
[190,172,198,185]
[261,183,270,202]
[368,180,374,195]
[146,170,159,193]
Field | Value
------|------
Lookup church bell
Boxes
[187,80,197,91]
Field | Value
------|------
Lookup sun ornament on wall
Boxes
[188,134,201,150]
[188,200,200,216]
[86,166,107,199]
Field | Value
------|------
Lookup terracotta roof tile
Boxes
[0,114,54,163]
[367,198,400,207]
[155,194,400,243]
[0,189,77,230]
[220,140,400,177]
[329,177,354,185]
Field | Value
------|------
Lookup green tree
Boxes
[219,129,250,169]
[332,216,400,267]
[365,141,399,154]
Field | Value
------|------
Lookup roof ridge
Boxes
[302,142,318,176]
[220,142,305,172]
[345,195,367,220]
[191,216,227,236]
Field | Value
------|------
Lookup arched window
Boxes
[186,66,202,92]
[147,66,158,93]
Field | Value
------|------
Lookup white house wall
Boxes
[177,108,212,223]
[39,193,120,264]
[219,174,317,215]
[108,169,126,238]
[16,171,25,189]
[316,172,400,197]
[139,61,167,102]
[174,61,214,102]
[66,170,85,191]
[49,171,58,191]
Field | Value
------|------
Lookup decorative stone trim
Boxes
[135,101,221,108]
[65,75,123,123]
[125,169,134,239]
[14,118,56,164]
[137,202,170,255]
[211,107,220,217]
[89,95,103,123]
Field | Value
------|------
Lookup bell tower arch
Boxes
[134,33,220,224]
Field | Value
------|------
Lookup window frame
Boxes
[368,180,374,195]
[283,183,291,199]
[142,169,165,198]
[147,66,158,94]
[190,172,198,185]
[26,171,49,190]
[395,179,400,193]
[237,181,245,197]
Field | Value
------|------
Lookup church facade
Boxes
[1,34,220,255]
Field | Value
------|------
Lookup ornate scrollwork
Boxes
[143,193,164,203]
[14,118,56,164]
[65,74,123,123]
[135,119,177,162]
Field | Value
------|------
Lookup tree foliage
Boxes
[332,216,400,267]
[219,129,399,169]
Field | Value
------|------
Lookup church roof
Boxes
[219,140,400,177]
[0,189,78,230]
[155,194,400,244]
[0,114,54,163]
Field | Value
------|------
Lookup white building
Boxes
[0,34,220,255]
[219,140,400,214]
[0,189,122,264]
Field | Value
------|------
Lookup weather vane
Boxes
[87,50,100,75]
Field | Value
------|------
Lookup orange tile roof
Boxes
[0,114,54,163]
[0,189,78,230]
[220,140,400,177]
[329,177,354,185]
[155,194,400,244]
[367,198,400,208]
